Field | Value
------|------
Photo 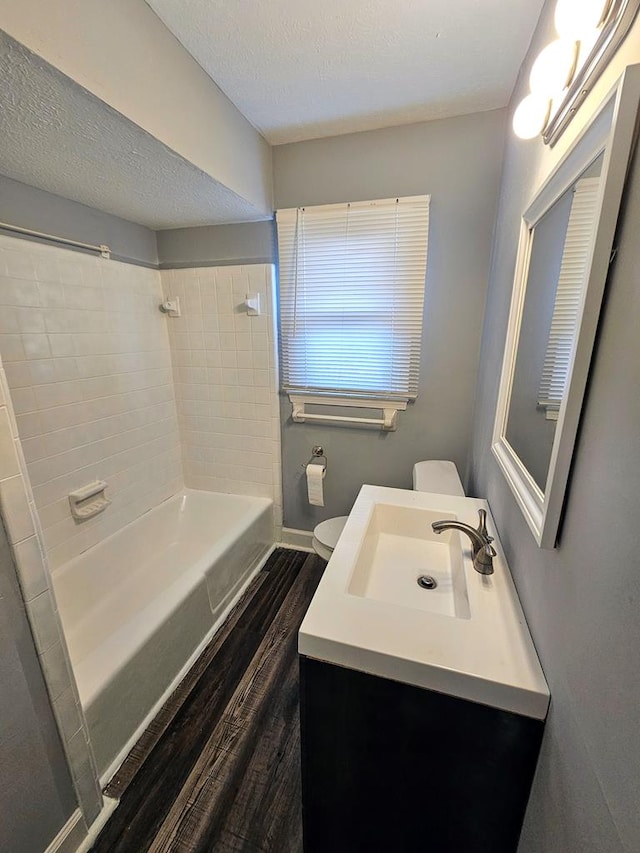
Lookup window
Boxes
[276,196,430,401]
[537,176,600,419]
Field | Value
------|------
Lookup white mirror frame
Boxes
[493,64,640,548]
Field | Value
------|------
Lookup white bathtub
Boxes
[51,489,273,777]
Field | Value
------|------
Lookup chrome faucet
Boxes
[432,509,496,575]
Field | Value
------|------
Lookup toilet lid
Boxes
[314,516,349,550]
[412,460,465,496]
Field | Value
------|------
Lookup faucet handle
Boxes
[476,509,493,543]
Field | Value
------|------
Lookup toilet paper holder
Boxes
[302,445,327,473]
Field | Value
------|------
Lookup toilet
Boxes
[311,460,465,560]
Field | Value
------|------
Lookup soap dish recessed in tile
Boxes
[68,481,111,521]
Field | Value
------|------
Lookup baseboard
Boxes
[278,528,315,552]
[44,810,86,853]
[43,794,119,853]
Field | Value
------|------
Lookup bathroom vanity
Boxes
[298,486,549,852]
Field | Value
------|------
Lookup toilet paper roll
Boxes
[306,463,325,507]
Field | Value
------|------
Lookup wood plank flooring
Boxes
[92,548,325,853]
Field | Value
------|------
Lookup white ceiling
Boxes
[0,33,268,229]
[147,0,545,145]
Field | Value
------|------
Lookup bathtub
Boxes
[51,489,274,778]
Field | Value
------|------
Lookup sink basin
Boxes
[299,485,550,721]
[349,504,471,619]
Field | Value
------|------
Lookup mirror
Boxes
[493,66,640,548]
[505,154,603,493]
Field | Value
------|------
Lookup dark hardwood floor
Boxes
[92,548,325,853]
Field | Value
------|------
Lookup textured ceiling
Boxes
[146,0,545,144]
[0,32,269,229]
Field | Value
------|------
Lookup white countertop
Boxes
[299,486,550,720]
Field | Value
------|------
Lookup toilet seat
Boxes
[312,516,349,561]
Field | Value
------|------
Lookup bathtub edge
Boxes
[98,541,277,788]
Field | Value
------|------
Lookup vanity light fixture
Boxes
[554,0,611,38]
[512,94,552,140]
[529,39,579,97]
[512,0,640,142]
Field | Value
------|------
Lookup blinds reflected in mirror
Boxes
[537,176,600,418]
[276,196,430,399]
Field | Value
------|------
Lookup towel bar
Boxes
[289,395,407,431]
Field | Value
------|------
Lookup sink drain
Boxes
[417,575,438,590]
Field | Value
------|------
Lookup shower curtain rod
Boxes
[0,220,111,258]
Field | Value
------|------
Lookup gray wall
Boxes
[0,174,159,266]
[273,109,506,530]
[0,174,279,269]
[0,519,77,852]
[468,3,640,850]
[157,220,276,267]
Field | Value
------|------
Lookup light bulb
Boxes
[555,0,610,39]
[513,94,551,140]
[530,39,578,97]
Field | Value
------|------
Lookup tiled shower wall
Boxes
[0,369,103,829]
[0,297,102,826]
[161,264,282,529]
[0,235,183,569]
[0,240,283,566]
[0,238,282,839]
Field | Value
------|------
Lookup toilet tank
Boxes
[412,461,465,497]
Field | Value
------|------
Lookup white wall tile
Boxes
[4,252,35,280]
[53,686,83,742]
[0,474,36,543]
[66,729,93,778]
[40,641,74,701]
[73,780,100,828]
[11,535,48,600]
[25,589,59,654]
[0,407,21,478]
[0,235,184,568]
[8,386,36,414]
[161,264,281,506]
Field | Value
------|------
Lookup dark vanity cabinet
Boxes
[299,656,545,853]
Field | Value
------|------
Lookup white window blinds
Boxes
[538,177,600,415]
[276,196,430,400]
